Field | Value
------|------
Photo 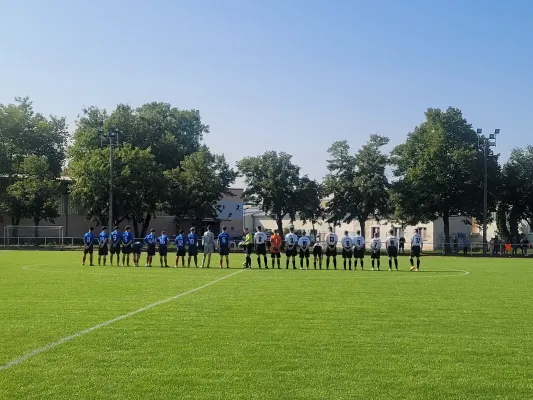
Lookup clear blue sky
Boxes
[1,0,532,187]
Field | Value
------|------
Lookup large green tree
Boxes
[324,135,391,237]
[3,156,61,236]
[391,107,500,249]
[68,102,210,236]
[237,151,319,236]
[163,150,237,230]
[297,178,326,235]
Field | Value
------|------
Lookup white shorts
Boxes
[204,243,214,254]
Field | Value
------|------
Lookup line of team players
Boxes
[82,224,424,272]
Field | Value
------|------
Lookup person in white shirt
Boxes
[284,227,298,270]
[254,226,268,269]
[298,231,311,269]
[410,228,423,272]
[324,226,338,270]
[385,229,399,271]
[341,231,354,270]
[352,230,366,270]
[201,225,215,268]
[370,232,382,271]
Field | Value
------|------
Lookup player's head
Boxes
[289,226,294,233]
[161,230,166,235]
[390,229,394,235]
[274,229,279,235]
[374,232,379,238]
[356,230,361,235]
[328,226,333,232]
[150,229,155,234]
[222,226,227,232]
[89,227,94,232]
[207,225,211,232]
[115,226,120,231]
[190,227,196,233]
[179,230,184,235]
[102,226,107,231]
[125,226,131,232]
[244,227,249,233]
[302,230,306,236]
[344,230,349,236]
[415,228,419,234]
[257,226,262,232]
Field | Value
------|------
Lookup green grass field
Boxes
[1,251,532,400]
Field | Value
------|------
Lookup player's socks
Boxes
[417,259,420,269]
[300,258,303,269]
[293,259,296,269]
[394,258,398,269]
[360,260,364,270]
[257,257,261,268]
[306,259,309,269]
[388,259,392,269]
[226,259,229,268]
[314,259,317,269]
[349,260,352,270]
[277,259,281,269]
[333,258,337,270]
[377,260,380,270]
[272,260,275,269]
[286,259,289,269]
[343,259,346,270]
[326,258,330,269]
[371,260,375,269]
[410,258,414,266]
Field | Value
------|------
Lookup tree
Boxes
[324,135,391,237]
[297,178,326,235]
[163,151,237,230]
[391,107,500,251]
[68,102,210,235]
[3,156,61,237]
[237,151,310,236]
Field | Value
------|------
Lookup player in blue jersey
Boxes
[187,227,198,268]
[157,230,169,268]
[121,226,134,267]
[82,227,95,266]
[132,240,143,267]
[218,226,231,269]
[144,229,156,267]
[109,226,121,266]
[174,230,186,268]
[97,226,109,266]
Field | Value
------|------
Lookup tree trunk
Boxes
[276,216,284,239]
[443,212,451,254]
[132,216,140,238]
[358,218,366,239]
[509,208,519,240]
[141,213,152,237]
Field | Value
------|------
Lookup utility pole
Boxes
[100,128,120,230]
[477,128,500,256]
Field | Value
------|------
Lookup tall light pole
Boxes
[100,128,119,231]
[477,128,500,256]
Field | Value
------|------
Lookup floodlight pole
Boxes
[477,128,500,256]
[100,128,119,231]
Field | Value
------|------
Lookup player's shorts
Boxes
[256,243,267,256]
[353,247,365,258]
[245,244,254,256]
[286,247,297,257]
[122,244,132,254]
[176,247,186,257]
[147,244,156,257]
[188,247,198,257]
[132,244,141,255]
[299,248,310,258]
[387,246,398,258]
[84,245,94,255]
[98,245,108,256]
[158,247,168,257]
[204,243,214,254]
[219,246,229,256]
[399,243,405,250]
[371,250,380,259]
[325,246,337,257]
[271,251,281,258]
[313,246,322,257]
[411,246,421,257]
[342,248,352,259]
[110,244,121,255]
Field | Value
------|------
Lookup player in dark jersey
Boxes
[144,229,156,267]
[157,231,169,268]
[82,227,95,266]
[109,226,121,266]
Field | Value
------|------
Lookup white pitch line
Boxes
[0,269,246,372]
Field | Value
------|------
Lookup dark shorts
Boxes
[219,246,229,256]
[271,252,281,258]
[256,244,267,256]
[147,245,156,257]
[132,244,141,255]
[159,247,168,256]
[176,247,186,257]
[313,246,322,257]
[98,245,108,256]
[122,245,132,254]
[371,250,380,259]
[286,247,297,257]
[325,246,337,257]
[188,247,198,257]
[110,244,121,255]
[245,244,254,256]
[342,248,352,259]
[387,246,398,258]
[354,247,365,258]
[411,246,421,257]
[84,245,94,255]
[299,248,310,258]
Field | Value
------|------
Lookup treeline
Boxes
[1,98,532,244]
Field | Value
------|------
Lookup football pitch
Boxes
[1,251,532,400]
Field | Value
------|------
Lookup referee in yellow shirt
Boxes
[242,228,254,268]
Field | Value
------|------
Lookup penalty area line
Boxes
[0,269,246,372]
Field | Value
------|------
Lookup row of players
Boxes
[81,225,424,271]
